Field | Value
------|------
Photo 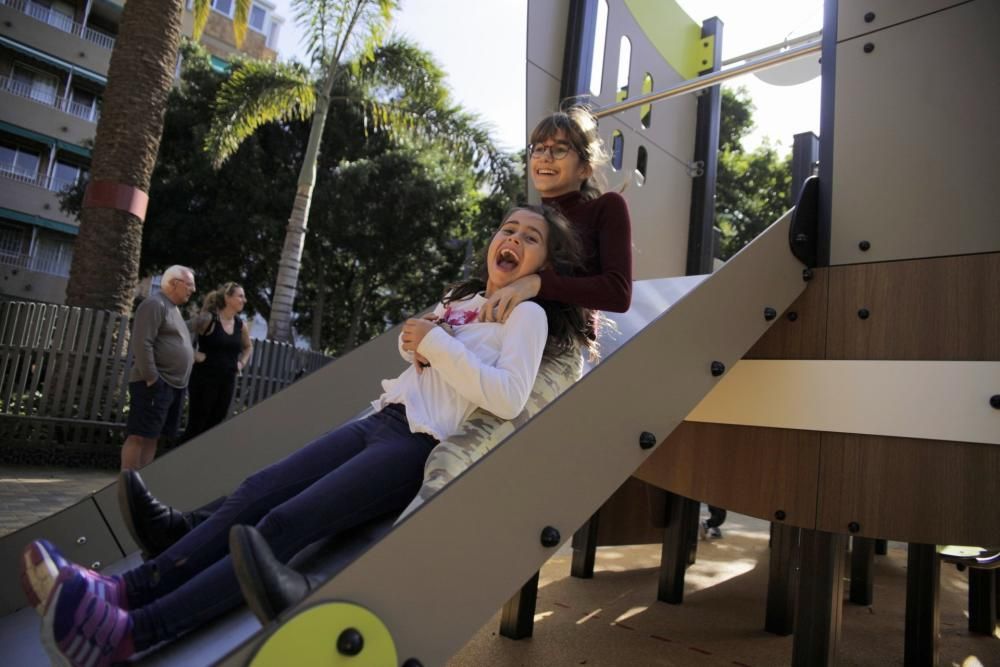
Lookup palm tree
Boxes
[205,2,513,342]
[65,1,251,313]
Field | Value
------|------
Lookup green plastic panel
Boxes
[622,0,713,78]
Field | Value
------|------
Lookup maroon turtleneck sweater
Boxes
[538,190,633,312]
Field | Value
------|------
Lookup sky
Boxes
[267,0,824,153]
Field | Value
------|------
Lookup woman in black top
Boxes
[183,282,253,441]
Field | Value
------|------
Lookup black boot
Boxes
[117,470,194,559]
[230,524,320,623]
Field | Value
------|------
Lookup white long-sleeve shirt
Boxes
[372,293,548,442]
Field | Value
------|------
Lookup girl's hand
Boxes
[194,351,207,363]
[480,274,541,323]
[402,317,437,354]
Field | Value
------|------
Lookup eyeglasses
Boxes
[529,143,575,160]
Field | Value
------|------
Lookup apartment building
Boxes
[0,0,284,303]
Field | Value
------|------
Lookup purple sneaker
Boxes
[42,568,134,667]
[20,540,127,615]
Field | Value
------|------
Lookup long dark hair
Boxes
[444,205,598,360]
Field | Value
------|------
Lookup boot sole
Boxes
[117,472,154,560]
[229,527,278,625]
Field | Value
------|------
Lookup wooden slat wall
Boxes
[0,301,333,450]
[635,422,822,529]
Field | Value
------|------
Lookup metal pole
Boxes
[594,39,821,120]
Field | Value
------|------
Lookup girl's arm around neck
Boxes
[417,302,548,420]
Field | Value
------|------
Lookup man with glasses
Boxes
[121,265,197,470]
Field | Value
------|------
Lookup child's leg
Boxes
[124,416,371,607]
[131,407,437,647]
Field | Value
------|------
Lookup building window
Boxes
[0,221,30,259]
[11,63,60,106]
[640,73,653,128]
[211,0,234,18]
[588,0,608,97]
[0,143,41,180]
[267,21,282,49]
[32,232,74,277]
[249,4,268,32]
[616,36,631,102]
[50,161,85,192]
[610,131,624,171]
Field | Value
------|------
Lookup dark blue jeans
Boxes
[124,404,436,648]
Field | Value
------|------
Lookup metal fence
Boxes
[0,300,331,454]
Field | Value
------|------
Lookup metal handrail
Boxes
[594,38,822,119]
[721,30,823,67]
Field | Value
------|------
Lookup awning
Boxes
[210,55,231,74]
[0,121,91,158]
[0,208,79,236]
[0,35,107,85]
[0,120,54,147]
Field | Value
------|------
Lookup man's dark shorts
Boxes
[126,379,186,439]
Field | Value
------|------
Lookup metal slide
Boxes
[216,210,807,666]
[0,211,805,665]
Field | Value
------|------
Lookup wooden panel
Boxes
[826,253,1000,360]
[592,476,667,546]
[815,433,1000,545]
[634,422,821,528]
[746,267,828,359]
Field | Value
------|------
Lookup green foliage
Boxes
[715,87,793,260]
[140,43,304,318]
[206,59,316,167]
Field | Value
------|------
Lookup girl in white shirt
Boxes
[23,205,594,666]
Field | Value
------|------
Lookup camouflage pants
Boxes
[396,348,584,521]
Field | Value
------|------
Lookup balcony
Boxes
[0,167,81,228]
[0,0,115,74]
[0,79,97,147]
[0,75,101,124]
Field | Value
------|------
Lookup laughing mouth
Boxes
[497,247,520,270]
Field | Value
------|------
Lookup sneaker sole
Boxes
[20,541,62,615]
[39,573,72,667]
[229,527,278,625]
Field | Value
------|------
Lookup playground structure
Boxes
[1,0,998,665]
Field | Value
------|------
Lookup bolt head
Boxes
[786,311,799,322]
[863,42,875,53]
[848,522,861,533]
[710,361,725,377]
[774,510,786,521]
[858,308,870,320]
[858,240,871,251]
[639,431,657,450]
[864,11,876,23]
[764,307,777,321]
[337,628,364,656]
[989,394,1000,409]
[802,268,813,281]
[540,526,561,548]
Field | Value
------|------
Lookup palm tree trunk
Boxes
[267,67,338,342]
[310,258,326,350]
[65,0,184,313]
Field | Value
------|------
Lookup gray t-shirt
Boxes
[128,291,194,388]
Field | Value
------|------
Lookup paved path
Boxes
[0,465,116,537]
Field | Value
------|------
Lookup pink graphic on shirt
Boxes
[441,307,478,327]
